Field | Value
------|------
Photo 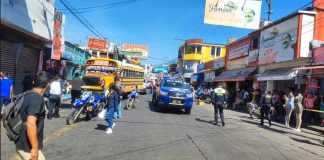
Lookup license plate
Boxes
[173,100,181,104]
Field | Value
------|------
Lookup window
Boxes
[185,45,195,54]
[196,46,202,54]
[251,38,259,50]
[211,46,215,56]
[216,47,221,57]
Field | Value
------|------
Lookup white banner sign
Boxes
[259,16,298,65]
[204,0,262,29]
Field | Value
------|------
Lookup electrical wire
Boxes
[58,0,139,14]
[59,0,105,38]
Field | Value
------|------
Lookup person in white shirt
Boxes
[48,76,62,119]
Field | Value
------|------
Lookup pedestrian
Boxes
[70,73,84,104]
[105,83,120,134]
[47,76,62,119]
[294,91,304,132]
[271,90,280,120]
[114,76,122,119]
[260,91,272,127]
[0,72,14,115]
[22,75,34,92]
[285,90,295,128]
[15,72,49,160]
[212,84,227,127]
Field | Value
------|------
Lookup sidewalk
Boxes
[199,103,324,157]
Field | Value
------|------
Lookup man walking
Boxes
[212,84,227,127]
[15,72,49,160]
[48,76,62,119]
[260,91,273,127]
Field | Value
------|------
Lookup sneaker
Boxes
[112,123,116,128]
[295,128,301,132]
[105,128,112,134]
[222,122,225,127]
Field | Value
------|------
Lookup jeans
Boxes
[0,96,11,113]
[105,105,117,128]
[214,103,224,125]
[261,105,272,126]
[114,102,122,119]
[48,95,61,119]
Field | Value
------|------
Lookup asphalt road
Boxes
[1,94,324,160]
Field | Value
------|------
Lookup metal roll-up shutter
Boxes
[0,40,16,77]
[15,46,40,93]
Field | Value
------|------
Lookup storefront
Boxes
[62,41,91,80]
[202,58,225,88]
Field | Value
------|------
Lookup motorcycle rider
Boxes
[212,84,227,127]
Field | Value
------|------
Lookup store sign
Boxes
[259,16,298,65]
[248,49,258,66]
[204,71,215,82]
[63,43,89,65]
[204,0,262,29]
[227,57,248,70]
[228,38,250,60]
[88,38,108,51]
[213,58,225,69]
[121,43,149,58]
[52,10,65,60]
[313,46,324,64]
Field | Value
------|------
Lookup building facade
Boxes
[178,39,226,82]
[0,0,55,93]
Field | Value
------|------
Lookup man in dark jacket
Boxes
[212,84,227,127]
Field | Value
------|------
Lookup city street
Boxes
[1,94,324,160]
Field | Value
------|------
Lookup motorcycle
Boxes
[66,91,106,125]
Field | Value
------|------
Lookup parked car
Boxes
[152,78,193,114]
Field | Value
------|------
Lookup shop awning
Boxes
[295,65,324,70]
[214,67,256,82]
[257,69,299,81]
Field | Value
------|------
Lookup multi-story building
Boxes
[178,39,226,83]
[0,0,55,92]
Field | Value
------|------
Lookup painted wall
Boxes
[1,0,55,41]
[300,14,315,58]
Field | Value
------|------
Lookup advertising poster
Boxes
[88,38,108,51]
[204,0,262,29]
[121,43,149,58]
[259,16,298,65]
[52,10,64,60]
[228,38,250,60]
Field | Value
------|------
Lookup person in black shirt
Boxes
[15,72,49,160]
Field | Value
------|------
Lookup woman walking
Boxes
[295,91,304,132]
[105,84,120,134]
[285,91,295,128]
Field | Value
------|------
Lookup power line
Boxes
[58,0,139,14]
[59,0,105,38]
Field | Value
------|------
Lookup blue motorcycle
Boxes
[66,91,106,125]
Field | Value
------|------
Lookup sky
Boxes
[55,0,312,65]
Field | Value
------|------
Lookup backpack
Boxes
[2,91,31,142]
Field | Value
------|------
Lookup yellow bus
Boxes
[82,58,145,94]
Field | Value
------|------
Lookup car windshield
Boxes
[162,80,190,89]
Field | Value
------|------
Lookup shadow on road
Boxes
[290,137,324,148]
[94,124,107,131]
[195,118,217,126]
[148,101,185,115]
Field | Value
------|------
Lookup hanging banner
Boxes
[204,0,262,29]
[88,38,108,52]
[51,10,65,60]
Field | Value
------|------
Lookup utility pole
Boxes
[266,0,272,21]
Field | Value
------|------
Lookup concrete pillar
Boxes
[266,80,274,91]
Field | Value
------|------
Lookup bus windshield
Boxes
[85,59,117,74]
